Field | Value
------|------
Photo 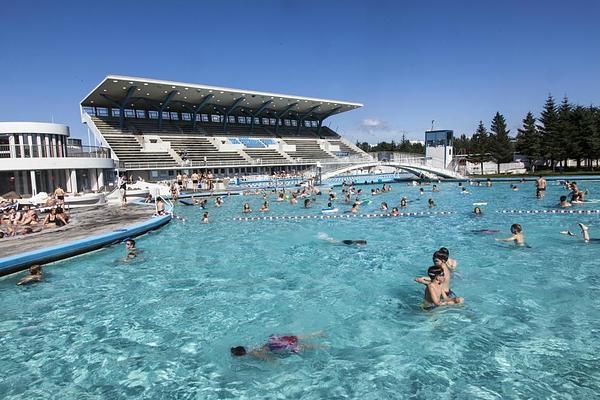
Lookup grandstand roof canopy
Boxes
[81,75,363,120]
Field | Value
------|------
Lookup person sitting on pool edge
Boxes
[422,265,464,309]
[17,265,43,285]
[495,223,525,246]
[560,223,600,243]
[231,332,326,360]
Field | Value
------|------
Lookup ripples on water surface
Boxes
[2,180,600,399]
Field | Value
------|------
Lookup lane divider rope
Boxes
[497,209,600,214]
[232,211,455,221]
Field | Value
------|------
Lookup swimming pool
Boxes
[2,179,600,399]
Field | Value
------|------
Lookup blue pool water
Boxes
[2,180,600,399]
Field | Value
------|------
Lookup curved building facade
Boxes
[0,122,114,196]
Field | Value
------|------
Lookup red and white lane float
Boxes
[232,211,455,221]
[498,209,600,214]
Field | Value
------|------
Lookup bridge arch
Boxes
[321,161,464,180]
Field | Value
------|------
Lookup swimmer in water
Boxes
[17,265,43,285]
[461,187,470,194]
[559,195,571,208]
[428,198,436,208]
[304,198,311,208]
[390,207,400,216]
[349,203,359,214]
[422,265,464,309]
[510,184,519,191]
[473,207,482,215]
[419,188,425,196]
[318,232,366,246]
[122,239,138,260]
[432,185,439,192]
[202,212,209,224]
[230,331,325,360]
[437,247,458,269]
[400,197,407,208]
[260,201,269,212]
[243,203,252,213]
[380,202,388,211]
[560,223,600,243]
[415,250,457,297]
[495,223,525,245]
[215,197,223,207]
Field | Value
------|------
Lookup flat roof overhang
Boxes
[81,75,363,120]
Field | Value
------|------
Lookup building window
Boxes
[291,120,297,127]
[201,114,209,122]
[228,115,236,123]
[111,108,121,117]
[124,109,135,118]
[161,112,170,120]
[311,120,318,128]
[270,118,276,125]
[262,118,269,125]
[148,110,159,119]
[136,110,146,118]
[181,113,191,121]
[238,116,246,124]
[284,119,291,126]
[83,106,95,116]
[254,117,260,125]
[96,107,108,117]
[170,112,179,120]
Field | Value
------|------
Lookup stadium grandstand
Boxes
[80,75,369,181]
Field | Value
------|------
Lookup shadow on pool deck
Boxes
[0,205,157,258]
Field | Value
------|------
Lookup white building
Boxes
[425,130,453,169]
[0,122,115,196]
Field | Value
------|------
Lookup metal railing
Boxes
[122,154,374,170]
[0,144,111,159]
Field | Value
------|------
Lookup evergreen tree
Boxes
[515,112,541,171]
[453,133,470,155]
[538,94,559,170]
[469,121,490,174]
[489,112,514,173]
[557,96,575,169]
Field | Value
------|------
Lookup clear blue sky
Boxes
[1,0,599,144]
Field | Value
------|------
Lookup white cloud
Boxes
[360,118,388,131]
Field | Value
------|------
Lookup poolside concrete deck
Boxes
[0,205,157,259]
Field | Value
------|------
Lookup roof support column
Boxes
[158,90,177,130]
[274,102,298,135]
[191,94,214,130]
[223,97,245,131]
[250,100,272,133]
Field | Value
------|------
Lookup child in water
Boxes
[17,265,43,285]
[231,332,325,360]
[202,212,209,224]
[495,223,525,245]
[422,265,464,309]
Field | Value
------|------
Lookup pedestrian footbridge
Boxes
[320,159,465,180]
